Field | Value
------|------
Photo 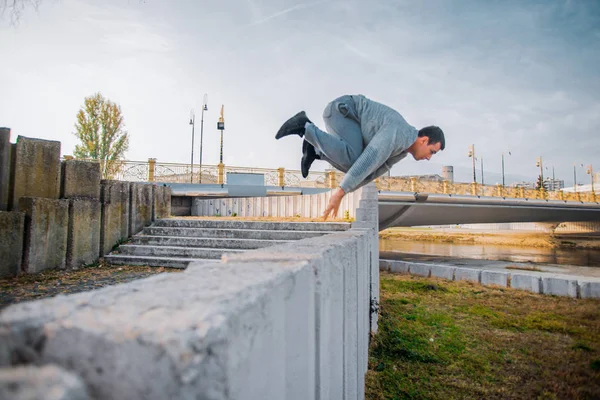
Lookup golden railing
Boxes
[71,158,597,203]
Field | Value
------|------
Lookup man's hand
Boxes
[323,187,346,220]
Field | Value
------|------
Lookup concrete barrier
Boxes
[0,211,25,277]
[0,128,11,211]
[67,199,101,269]
[61,160,101,199]
[542,277,579,298]
[510,274,542,293]
[129,182,153,235]
[454,267,481,283]
[0,365,89,400]
[100,181,130,256]
[153,184,171,221]
[10,136,61,211]
[19,197,69,273]
[481,270,509,287]
[381,259,600,299]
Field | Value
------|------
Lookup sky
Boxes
[1,0,599,186]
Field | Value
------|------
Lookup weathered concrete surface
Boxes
[408,263,431,277]
[430,264,455,280]
[10,136,61,211]
[0,365,89,400]
[511,274,542,293]
[454,267,481,283]
[61,160,101,199]
[481,271,509,287]
[0,211,25,277]
[67,199,101,269]
[579,281,600,299]
[542,277,579,297]
[100,181,130,256]
[129,183,153,235]
[152,185,171,221]
[0,128,11,211]
[19,197,69,273]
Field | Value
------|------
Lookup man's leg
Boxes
[303,96,363,173]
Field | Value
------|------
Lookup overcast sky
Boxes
[1,0,599,185]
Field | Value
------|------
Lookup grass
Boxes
[366,273,600,400]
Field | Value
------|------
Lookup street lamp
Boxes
[189,109,195,184]
[468,144,476,183]
[536,156,544,189]
[199,94,208,184]
[587,164,595,194]
[501,151,511,188]
[217,105,225,164]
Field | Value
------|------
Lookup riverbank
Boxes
[366,273,600,400]
[380,228,600,250]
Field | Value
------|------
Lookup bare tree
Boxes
[0,0,43,23]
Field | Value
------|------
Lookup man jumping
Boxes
[275,94,446,220]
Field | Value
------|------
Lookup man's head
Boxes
[408,126,445,161]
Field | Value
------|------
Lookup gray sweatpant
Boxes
[303,95,364,173]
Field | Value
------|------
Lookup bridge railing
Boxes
[65,158,597,203]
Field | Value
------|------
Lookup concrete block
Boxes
[388,260,410,274]
[481,270,509,287]
[510,274,542,293]
[542,277,578,297]
[0,365,90,400]
[408,262,431,277]
[579,281,600,299]
[67,199,101,269]
[0,127,10,211]
[10,136,61,211]
[379,259,391,272]
[61,160,101,199]
[129,182,153,235]
[0,211,25,277]
[152,185,171,221]
[20,197,69,273]
[100,181,130,256]
[343,236,359,400]
[430,264,455,280]
[454,267,481,283]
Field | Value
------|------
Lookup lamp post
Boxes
[536,156,544,189]
[587,164,595,194]
[574,163,577,193]
[481,156,484,187]
[501,151,511,188]
[189,109,195,183]
[217,105,225,164]
[199,94,208,183]
[468,144,476,183]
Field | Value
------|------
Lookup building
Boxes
[511,181,536,189]
[543,178,564,191]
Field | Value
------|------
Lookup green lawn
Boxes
[366,273,600,400]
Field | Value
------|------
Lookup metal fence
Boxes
[78,158,598,203]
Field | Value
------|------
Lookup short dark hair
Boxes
[418,126,445,150]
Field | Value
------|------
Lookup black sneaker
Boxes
[301,139,319,178]
[275,111,311,139]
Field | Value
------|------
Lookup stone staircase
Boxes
[104,218,351,268]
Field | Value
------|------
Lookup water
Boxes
[380,238,600,268]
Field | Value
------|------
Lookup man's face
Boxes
[413,137,442,161]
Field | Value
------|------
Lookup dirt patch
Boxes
[380,228,600,250]
[0,262,181,310]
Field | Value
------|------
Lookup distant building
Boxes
[511,181,535,189]
[543,178,564,191]
[399,174,444,181]
[442,166,454,183]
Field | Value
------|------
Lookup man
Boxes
[275,94,445,220]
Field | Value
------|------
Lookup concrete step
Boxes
[116,244,244,259]
[154,219,351,232]
[103,254,212,269]
[131,235,291,249]
[142,226,336,240]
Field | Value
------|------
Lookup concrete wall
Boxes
[0,130,171,276]
[0,128,11,211]
[0,184,378,400]
[0,211,25,277]
[192,188,361,219]
[380,259,600,299]
[10,136,61,211]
